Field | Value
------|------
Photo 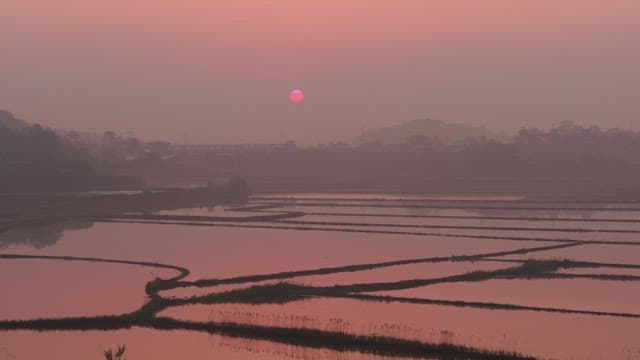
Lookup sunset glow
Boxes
[2,2,640,359]
[2,1,638,143]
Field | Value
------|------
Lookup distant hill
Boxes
[359,118,498,144]
[0,110,28,129]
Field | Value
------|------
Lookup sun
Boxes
[289,89,304,104]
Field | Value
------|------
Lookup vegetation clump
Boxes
[104,345,126,360]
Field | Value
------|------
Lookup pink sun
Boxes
[289,89,304,104]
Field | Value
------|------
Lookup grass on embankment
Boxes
[6,252,640,358]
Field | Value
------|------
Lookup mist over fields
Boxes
[3,108,640,197]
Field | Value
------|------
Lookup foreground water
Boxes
[2,194,640,359]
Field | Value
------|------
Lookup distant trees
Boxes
[405,134,433,147]
[515,122,640,163]
[99,130,150,162]
[101,131,119,160]
[0,121,91,169]
[0,115,143,192]
[163,122,640,181]
[516,121,639,149]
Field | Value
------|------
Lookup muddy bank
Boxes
[0,179,251,233]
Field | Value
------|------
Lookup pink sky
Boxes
[1,1,639,143]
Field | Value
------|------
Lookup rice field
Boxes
[2,193,640,359]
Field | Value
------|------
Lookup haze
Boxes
[1,0,639,143]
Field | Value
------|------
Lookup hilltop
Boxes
[0,110,28,129]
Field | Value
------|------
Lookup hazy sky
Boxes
[1,1,639,143]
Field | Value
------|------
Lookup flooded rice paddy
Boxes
[2,193,640,359]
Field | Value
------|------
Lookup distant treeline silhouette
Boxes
[0,111,141,191]
[5,108,640,196]
[118,120,640,196]
[210,121,640,178]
